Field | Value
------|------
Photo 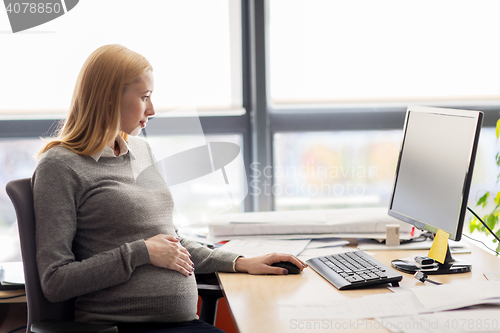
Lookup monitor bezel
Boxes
[388,105,483,241]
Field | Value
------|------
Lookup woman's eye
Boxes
[142,96,149,101]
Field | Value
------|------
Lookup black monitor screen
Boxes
[388,106,483,241]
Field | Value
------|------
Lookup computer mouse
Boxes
[271,261,301,274]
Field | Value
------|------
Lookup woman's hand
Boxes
[234,253,308,275]
[145,234,194,277]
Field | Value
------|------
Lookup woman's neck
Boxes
[113,140,120,157]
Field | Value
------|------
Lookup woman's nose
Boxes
[147,100,155,117]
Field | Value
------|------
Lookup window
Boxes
[147,133,246,227]
[273,130,401,210]
[266,0,500,216]
[268,0,500,108]
[0,138,44,262]
[0,0,243,118]
[272,128,500,211]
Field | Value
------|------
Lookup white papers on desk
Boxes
[0,261,24,286]
[218,237,349,258]
[378,308,500,333]
[306,238,350,249]
[218,239,311,257]
[380,282,500,332]
[207,207,413,237]
[207,232,350,243]
[484,272,500,281]
[279,292,425,320]
[411,281,500,312]
[298,247,351,261]
[279,281,500,321]
[297,238,350,261]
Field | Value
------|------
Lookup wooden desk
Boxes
[218,243,500,333]
[0,289,26,332]
[0,289,26,304]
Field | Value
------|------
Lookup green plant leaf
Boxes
[470,218,478,233]
[496,243,500,256]
[496,118,500,138]
[475,214,488,233]
[478,221,486,233]
[487,214,498,230]
[496,153,500,167]
[477,192,490,208]
[494,192,500,206]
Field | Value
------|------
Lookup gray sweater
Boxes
[32,136,240,323]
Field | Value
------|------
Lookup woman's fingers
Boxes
[259,264,290,275]
[175,260,195,277]
[235,253,308,275]
[178,250,194,271]
[145,234,194,275]
[273,254,307,270]
[178,244,192,258]
[163,234,179,242]
[263,253,307,270]
[181,251,194,267]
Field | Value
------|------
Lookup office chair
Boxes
[6,178,223,333]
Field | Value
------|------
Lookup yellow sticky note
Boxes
[428,229,450,264]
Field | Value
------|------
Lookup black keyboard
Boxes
[306,250,402,290]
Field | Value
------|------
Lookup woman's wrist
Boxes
[234,257,248,273]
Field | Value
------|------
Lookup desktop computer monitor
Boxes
[388,105,483,274]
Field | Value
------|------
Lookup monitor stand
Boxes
[391,242,471,275]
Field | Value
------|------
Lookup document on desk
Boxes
[279,281,500,321]
[297,239,350,261]
[306,238,350,249]
[410,280,500,312]
[218,239,311,257]
[297,247,350,261]
[378,308,500,333]
[207,233,345,243]
[0,261,24,288]
[279,292,425,320]
[207,207,414,237]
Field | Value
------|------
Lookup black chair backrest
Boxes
[6,178,75,333]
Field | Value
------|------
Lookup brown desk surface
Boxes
[0,289,26,304]
[218,243,500,333]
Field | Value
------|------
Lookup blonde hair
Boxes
[38,44,152,157]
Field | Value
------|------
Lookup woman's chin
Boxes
[129,126,142,136]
